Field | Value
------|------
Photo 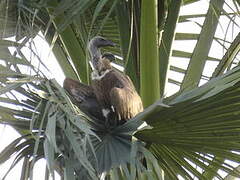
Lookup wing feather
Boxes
[63,78,104,120]
[110,87,143,120]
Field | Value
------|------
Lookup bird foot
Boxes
[102,108,110,118]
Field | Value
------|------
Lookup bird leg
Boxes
[102,108,118,127]
[102,108,110,118]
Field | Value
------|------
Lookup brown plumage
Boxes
[64,37,142,124]
[63,78,104,120]
[91,54,143,121]
[63,37,115,122]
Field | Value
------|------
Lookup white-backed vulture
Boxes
[91,52,143,122]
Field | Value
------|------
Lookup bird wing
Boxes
[63,78,104,120]
[63,78,95,102]
[110,87,143,120]
[95,70,143,120]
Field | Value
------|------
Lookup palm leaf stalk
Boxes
[140,0,160,107]
[159,0,182,97]
[159,1,182,97]
[115,1,139,89]
[180,0,225,92]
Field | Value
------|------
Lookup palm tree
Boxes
[0,0,240,179]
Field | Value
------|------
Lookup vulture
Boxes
[63,36,115,121]
[89,40,143,122]
[64,36,143,125]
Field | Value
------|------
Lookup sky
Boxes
[0,0,240,179]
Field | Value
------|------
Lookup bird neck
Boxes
[91,58,112,80]
[89,44,101,69]
[98,58,112,73]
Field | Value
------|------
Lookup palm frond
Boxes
[180,0,225,92]
[212,32,240,78]
[135,65,240,179]
[159,0,182,97]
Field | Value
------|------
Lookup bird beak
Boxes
[105,39,115,47]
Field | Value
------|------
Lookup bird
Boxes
[63,36,115,121]
[64,36,143,125]
[91,52,143,123]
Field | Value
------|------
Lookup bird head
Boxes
[101,52,116,62]
[88,36,115,71]
[96,53,115,72]
[89,36,115,49]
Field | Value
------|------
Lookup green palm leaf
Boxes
[135,65,240,179]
